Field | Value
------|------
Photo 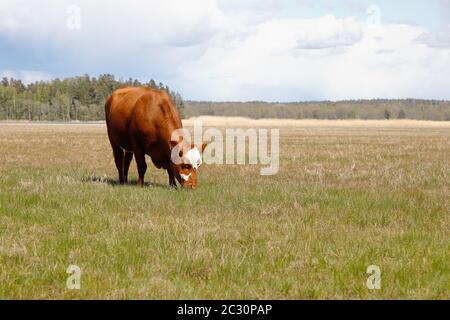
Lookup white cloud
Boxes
[415,25,450,48]
[177,16,450,101]
[0,0,449,100]
[0,0,227,50]
[0,70,52,83]
[218,0,280,11]
[293,15,363,49]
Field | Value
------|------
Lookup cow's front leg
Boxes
[167,168,177,188]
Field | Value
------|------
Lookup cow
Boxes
[105,87,206,188]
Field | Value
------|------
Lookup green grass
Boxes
[0,121,449,299]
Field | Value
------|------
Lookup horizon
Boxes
[1,0,449,101]
[3,73,450,104]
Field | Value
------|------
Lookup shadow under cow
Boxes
[82,176,168,189]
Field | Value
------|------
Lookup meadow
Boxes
[0,118,449,299]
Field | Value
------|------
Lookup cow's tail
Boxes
[104,95,113,126]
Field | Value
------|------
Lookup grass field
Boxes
[0,118,449,299]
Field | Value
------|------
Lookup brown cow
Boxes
[105,87,206,188]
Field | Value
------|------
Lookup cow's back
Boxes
[105,87,181,152]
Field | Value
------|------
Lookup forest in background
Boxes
[0,75,449,121]
[184,100,450,121]
[0,75,184,121]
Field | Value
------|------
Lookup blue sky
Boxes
[0,0,449,101]
[281,0,446,29]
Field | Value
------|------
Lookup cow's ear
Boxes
[191,143,208,153]
[200,143,208,153]
[170,141,184,157]
[169,135,184,149]
[169,140,179,150]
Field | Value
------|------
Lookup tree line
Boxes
[0,74,184,121]
[184,100,450,121]
[1,75,448,121]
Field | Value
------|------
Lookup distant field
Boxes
[0,118,449,299]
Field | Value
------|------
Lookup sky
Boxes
[0,0,449,101]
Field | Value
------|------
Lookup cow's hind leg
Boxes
[112,145,125,184]
[134,148,147,187]
[123,151,133,184]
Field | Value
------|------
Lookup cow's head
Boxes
[170,141,207,189]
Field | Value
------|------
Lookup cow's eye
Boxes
[182,164,191,170]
